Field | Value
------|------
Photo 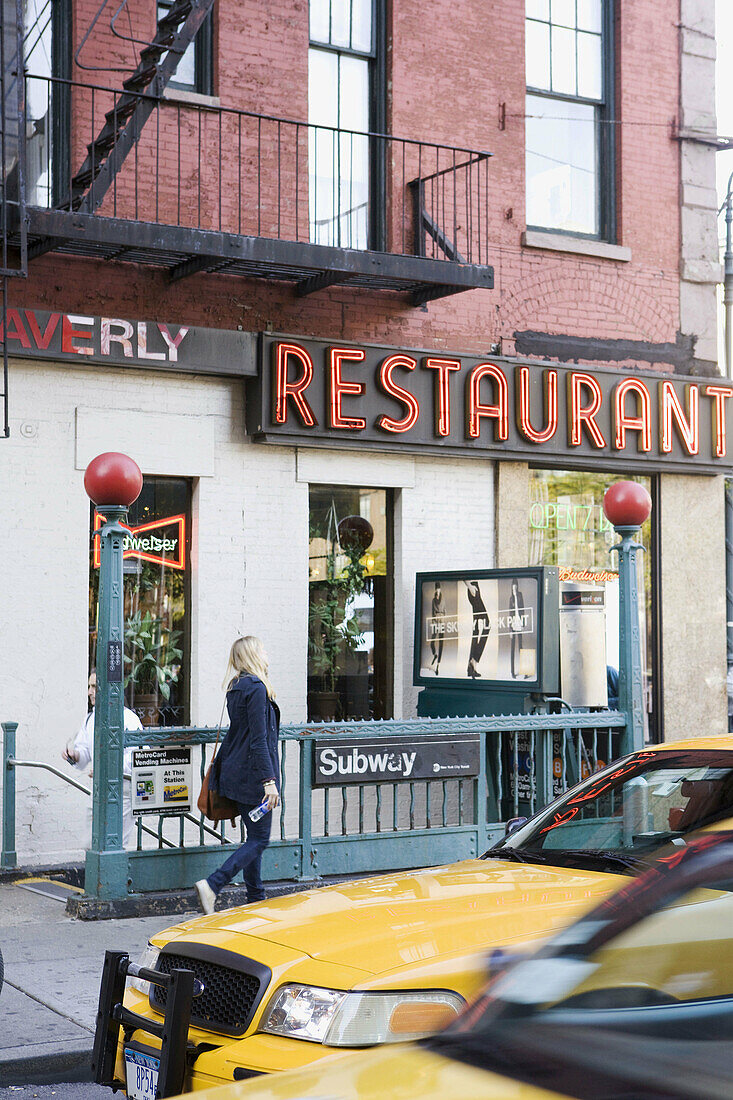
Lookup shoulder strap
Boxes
[211,698,227,759]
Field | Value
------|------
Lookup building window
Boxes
[89,477,191,728]
[308,0,385,250]
[23,0,71,207]
[525,0,614,238]
[528,468,656,740]
[157,1,213,94]
[308,486,392,721]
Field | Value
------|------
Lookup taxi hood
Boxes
[168,858,623,978]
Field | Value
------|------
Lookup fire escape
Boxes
[14,0,494,320]
[0,0,26,437]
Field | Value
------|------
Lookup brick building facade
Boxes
[0,0,727,864]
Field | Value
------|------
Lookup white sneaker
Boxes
[195,879,216,915]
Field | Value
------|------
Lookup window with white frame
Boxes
[525,0,614,238]
[308,0,382,250]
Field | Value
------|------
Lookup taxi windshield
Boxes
[429,842,733,1099]
[484,751,733,874]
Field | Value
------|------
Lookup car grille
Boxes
[150,946,271,1036]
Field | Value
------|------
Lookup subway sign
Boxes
[247,335,733,474]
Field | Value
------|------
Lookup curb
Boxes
[0,863,85,887]
[0,1042,94,1087]
[64,873,363,920]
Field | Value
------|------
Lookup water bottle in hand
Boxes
[248,798,270,823]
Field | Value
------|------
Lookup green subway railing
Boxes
[3,712,628,896]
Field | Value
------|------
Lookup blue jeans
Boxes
[206,802,272,902]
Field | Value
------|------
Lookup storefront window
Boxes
[89,477,190,727]
[529,469,655,738]
[308,486,391,721]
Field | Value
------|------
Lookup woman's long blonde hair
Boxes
[223,635,276,699]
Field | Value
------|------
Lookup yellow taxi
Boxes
[166,827,733,1100]
[92,738,733,1097]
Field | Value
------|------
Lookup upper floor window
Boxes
[525,0,614,239]
[308,0,384,250]
[24,0,71,206]
[157,0,213,95]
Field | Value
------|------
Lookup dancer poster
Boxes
[415,571,541,686]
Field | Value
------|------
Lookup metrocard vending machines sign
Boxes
[131,747,192,816]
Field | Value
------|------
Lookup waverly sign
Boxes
[248,334,733,474]
[0,309,257,377]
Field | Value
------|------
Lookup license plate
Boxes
[124,1047,160,1100]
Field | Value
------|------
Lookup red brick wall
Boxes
[17,0,683,370]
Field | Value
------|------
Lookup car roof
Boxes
[642,736,733,753]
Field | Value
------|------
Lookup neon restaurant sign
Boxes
[247,335,733,474]
[93,514,186,570]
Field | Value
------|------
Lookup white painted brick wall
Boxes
[397,456,495,717]
[0,361,494,864]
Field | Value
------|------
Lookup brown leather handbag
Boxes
[197,723,238,825]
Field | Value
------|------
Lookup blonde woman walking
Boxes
[195,636,280,914]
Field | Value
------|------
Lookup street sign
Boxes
[313,734,480,786]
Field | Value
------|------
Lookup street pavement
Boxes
[0,877,176,1086]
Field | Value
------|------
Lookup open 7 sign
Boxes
[93,513,186,570]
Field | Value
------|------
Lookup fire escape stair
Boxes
[28,0,215,258]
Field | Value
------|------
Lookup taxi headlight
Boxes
[260,984,464,1046]
[128,943,161,996]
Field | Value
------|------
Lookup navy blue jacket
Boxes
[212,674,280,806]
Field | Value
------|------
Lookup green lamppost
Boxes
[603,480,652,753]
[83,452,143,899]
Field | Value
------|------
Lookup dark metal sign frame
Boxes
[249,333,733,475]
[312,734,481,786]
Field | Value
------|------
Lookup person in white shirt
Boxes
[62,671,143,848]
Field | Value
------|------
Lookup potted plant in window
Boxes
[307,515,373,721]
[124,609,183,725]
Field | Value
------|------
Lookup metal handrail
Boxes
[7,756,91,796]
[3,744,181,852]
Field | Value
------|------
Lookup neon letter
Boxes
[704,385,733,458]
[614,378,652,452]
[516,366,558,443]
[568,372,606,448]
[423,357,461,437]
[329,347,366,429]
[466,362,509,440]
[660,381,699,455]
[273,342,317,427]
[376,354,420,433]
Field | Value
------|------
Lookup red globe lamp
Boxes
[603,480,651,528]
[84,452,143,508]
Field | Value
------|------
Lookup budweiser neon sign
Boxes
[93,513,186,570]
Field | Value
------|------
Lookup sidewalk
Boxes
[0,872,344,1087]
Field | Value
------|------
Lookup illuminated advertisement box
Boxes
[413,567,559,693]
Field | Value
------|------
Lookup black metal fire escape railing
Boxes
[1,0,27,439]
[22,72,494,304]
